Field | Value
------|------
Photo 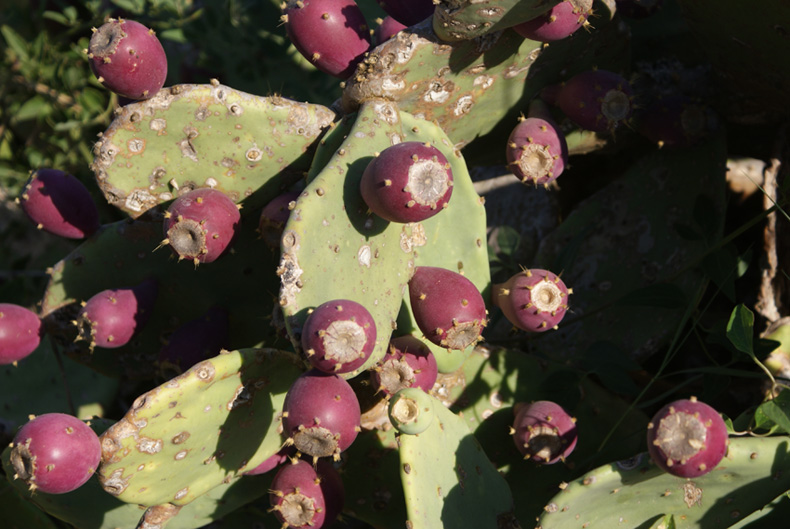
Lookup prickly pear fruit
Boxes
[372,335,437,396]
[646,396,729,478]
[87,18,168,100]
[511,400,578,464]
[408,266,487,350]
[506,101,568,186]
[388,387,434,435]
[301,299,376,374]
[542,70,634,134]
[258,190,300,249]
[360,142,454,223]
[283,369,361,461]
[244,446,294,476]
[377,0,436,26]
[281,0,371,79]
[269,458,344,529]
[492,268,571,332]
[512,0,593,42]
[373,16,407,45]
[0,303,42,365]
[157,305,230,375]
[17,169,100,239]
[633,94,717,148]
[162,188,241,265]
[9,413,101,494]
[76,278,158,350]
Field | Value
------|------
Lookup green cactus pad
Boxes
[3,444,279,529]
[96,348,302,507]
[39,215,286,379]
[432,0,561,41]
[91,82,336,217]
[342,4,628,156]
[537,436,790,528]
[398,392,518,528]
[0,477,58,529]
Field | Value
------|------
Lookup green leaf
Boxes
[159,28,187,43]
[1,25,29,61]
[615,283,687,308]
[727,304,755,356]
[495,225,520,257]
[755,392,790,435]
[42,11,70,25]
[15,95,52,122]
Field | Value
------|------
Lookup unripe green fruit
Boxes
[388,387,434,435]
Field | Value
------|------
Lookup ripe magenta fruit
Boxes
[269,458,344,529]
[244,446,294,476]
[17,169,100,239]
[283,369,361,460]
[646,397,729,478]
[76,278,159,350]
[377,0,436,26]
[408,266,487,350]
[9,413,101,494]
[158,306,229,375]
[301,299,376,374]
[505,101,568,186]
[281,0,372,79]
[360,142,454,223]
[258,190,300,249]
[512,400,578,464]
[373,16,408,45]
[493,268,571,332]
[633,94,716,149]
[88,18,168,100]
[0,303,42,365]
[162,188,241,265]
[512,0,593,42]
[372,335,437,396]
[542,69,634,133]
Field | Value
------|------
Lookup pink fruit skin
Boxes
[647,398,729,478]
[374,15,408,44]
[505,116,568,185]
[78,278,158,349]
[158,306,229,373]
[0,303,42,365]
[377,0,435,26]
[164,188,241,264]
[373,335,438,395]
[512,400,578,464]
[512,0,592,42]
[546,70,634,133]
[301,299,377,374]
[493,269,570,332]
[283,0,371,79]
[283,369,361,455]
[408,266,487,350]
[360,142,454,223]
[19,169,100,239]
[10,413,101,494]
[269,458,344,528]
[634,94,715,148]
[88,19,168,100]
[244,446,294,476]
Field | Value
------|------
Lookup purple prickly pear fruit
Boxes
[269,458,344,529]
[76,278,158,350]
[258,190,300,249]
[87,18,168,100]
[408,266,487,350]
[373,16,408,45]
[511,400,577,464]
[633,94,716,149]
[506,101,568,186]
[17,169,100,239]
[492,268,571,332]
[244,446,295,476]
[301,299,376,374]
[360,142,454,223]
[646,396,729,478]
[281,0,371,79]
[542,70,634,133]
[162,188,241,265]
[372,335,438,396]
[615,0,663,19]
[283,369,361,461]
[9,413,101,494]
[157,306,230,375]
[512,0,593,42]
[0,303,42,365]
[377,0,435,26]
